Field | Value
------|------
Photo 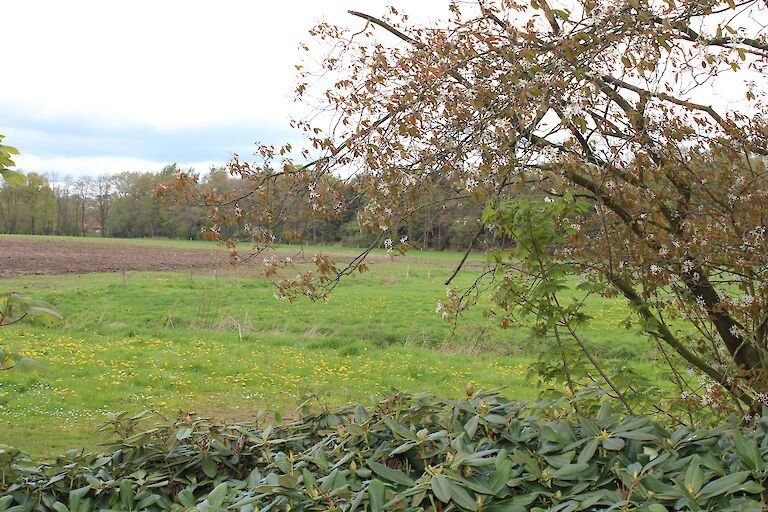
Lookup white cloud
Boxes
[1,0,451,175]
[3,1,449,129]
[15,154,223,178]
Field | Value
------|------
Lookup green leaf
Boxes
[119,480,134,510]
[176,426,193,440]
[465,415,480,437]
[489,451,512,495]
[68,485,90,512]
[368,460,415,486]
[446,473,493,495]
[551,463,590,480]
[207,482,229,508]
[384,418,416,440]
[449,481,478,511]
[13,356,45,373]
[734,480,764,495]
[614,430,657,441]
[0,168,24,186]
[277,474,298,489]
[390,442,416,455]
[601,437,625,451]
[484,414,507,425]
[201,456,217,478]
[699,472,750,499]
[354,405,370,424]
[368,479,385,512]
[683,457,705,495]
[0,143,20,155]
[0,496,13,512]
[26,305,64,324]
[347,423,366,436]
[484,499,527,512]
[177,488,196,508]
[431,474,451,502]
[303,468,318,494]
[577,438,599,464]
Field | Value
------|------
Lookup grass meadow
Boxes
[0,238,656,458]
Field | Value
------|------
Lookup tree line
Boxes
[0,166,199,239]
[0,165,486,250]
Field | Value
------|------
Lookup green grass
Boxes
[0,237,658,458]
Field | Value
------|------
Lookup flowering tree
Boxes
[165,0,768,416]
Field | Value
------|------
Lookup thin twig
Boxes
[445,223,484,285]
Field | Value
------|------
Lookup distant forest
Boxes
[0,165,486,251]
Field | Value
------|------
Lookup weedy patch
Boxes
[2,389,767,511]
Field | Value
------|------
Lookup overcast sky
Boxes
[2,1,449,177]
[5,1,759,179]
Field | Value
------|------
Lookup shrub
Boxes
[2,389,767,511]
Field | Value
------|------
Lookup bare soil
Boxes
[0,237,230,278]
[0,236,481,278]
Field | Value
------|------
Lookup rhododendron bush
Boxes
[162,0,768,418]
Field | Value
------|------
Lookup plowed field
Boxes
[0,236,229,278]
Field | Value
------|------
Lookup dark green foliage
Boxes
[2,390,767,511]
[0,136,23,186]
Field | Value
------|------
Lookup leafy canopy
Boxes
[165,0,768,417]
